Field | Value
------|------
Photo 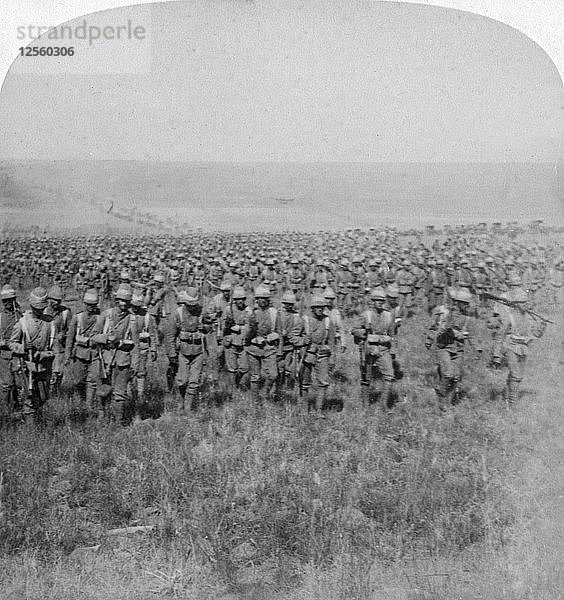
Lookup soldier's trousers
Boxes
[176,352,204,408]
[225,345,248,386]
[135,349,149,397]
[301,355,329,411]
[247,352,278,402]
[436,350,462,406]
[0,356,17,418]
[277,348,297,387]
[74,357,101,406]
[22,370,51,418]
[503,348,526,402]
[361,350,394,405]
[398,293,412,316]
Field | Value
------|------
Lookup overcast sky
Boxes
[0,1,561,162]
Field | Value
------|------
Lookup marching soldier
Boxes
[65,289,105,414]
[167,288,212,411]
[293,295,335,411]
[351,288,396,407]
[425,288,477,409]
[45,285,71,395]
[130,293,158,409]
[90,287,139,424]
[0,285,19,420]
[9,287,56,424]
[222,287,252,391]
[490,276,547,403]
[206,280,232,375]
[277,291,302,391]
[323,287,345,374]
[243,285,281,404]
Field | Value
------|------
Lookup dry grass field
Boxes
[0,285,561,600]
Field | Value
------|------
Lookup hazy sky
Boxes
[0,1,561,162]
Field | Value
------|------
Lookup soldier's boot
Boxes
[360,383,370,406]
[250,380,261,404]
[381,380,393,408]
[177,385,187,411]
[111,401,125,425]
[314,386,327,412]
[303,387,315,412]
[186,388,198,411]
[443,378,458,407]
[506,377,521,404]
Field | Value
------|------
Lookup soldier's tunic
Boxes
[493,303,545,402]
[167,306,211,409]
[206,292,230,372]
[351,309,395,387]
[44,305,71,387]
[395,269,414,316]
[277,307,302,386]
[91,307,139,415]
[325,306,345,372]
[292,312,335,410]
[426,268,448,313]
[0,308,17,416]
[223,304,252,385]
[244,306,281,401]
[426,305,475,405]
[131,309,158,398]
[65,309,105,406]
[9,311,56,417]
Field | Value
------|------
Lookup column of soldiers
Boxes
[0,227,560,425]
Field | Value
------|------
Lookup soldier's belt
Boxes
[179,332,202,343]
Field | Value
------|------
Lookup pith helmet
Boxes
[0,285,16,301]
[232,287,246,300]
[455,289,472,303]
[254,285,271,299]
[281,291,297,304]
[219,281,232,291]
[115,287,132,301]
[131,294,144,307]
[310,295,327,308]
[83,289,99,305]
[47,285,63,301]
[370,287,386,300]
[29,287,48,309]
[386,285,399,298]
[323,287,337,300]
[178,287,200,305]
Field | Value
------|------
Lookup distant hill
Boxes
[0,160,561,232]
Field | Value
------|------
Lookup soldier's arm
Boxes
[64,315,78,361]
[350,315,367,343]
[8,320,26,355]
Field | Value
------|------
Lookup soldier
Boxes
[426,258,448,314]
[385,285,404,381]
[277,291,302,392]
[65,289,105,414]
[45,285,71,395]
[243,285,281,404]
[223,286,252,391]
[9,287,56,424]
[395,259,415,318]
[293,295,335,411]
[130,293,158,410]
[206,280,232,375]
[425,288,477,409]
[323,287,345,374]
[167,288,212,411]
[0,285,19,420]
[91,287,139,424]
[351,288,396,407]
[490,277,547,403]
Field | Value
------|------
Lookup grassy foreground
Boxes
[0,304,561,599]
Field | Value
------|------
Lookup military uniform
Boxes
[351,300,395,405]
[9,293,56,421]
[167,296,211,410]
[0,296,18,419]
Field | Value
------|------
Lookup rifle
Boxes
[483,292,555,324]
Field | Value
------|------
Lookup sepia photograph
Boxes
[0,1,562,598]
